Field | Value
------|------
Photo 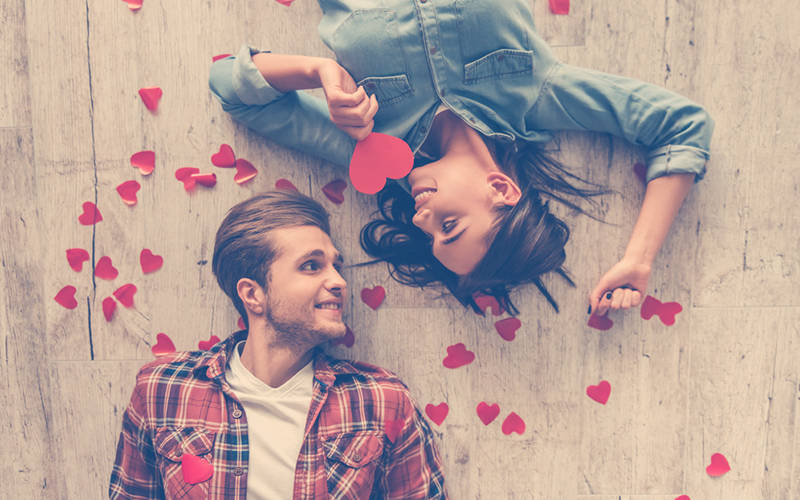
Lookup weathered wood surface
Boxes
[2,0,798,498]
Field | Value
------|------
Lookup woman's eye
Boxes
[442,220,457,233]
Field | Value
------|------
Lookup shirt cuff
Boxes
[646,144,709,183]
[232,44,286,106]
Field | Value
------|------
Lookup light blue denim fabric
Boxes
[208,0,713,184]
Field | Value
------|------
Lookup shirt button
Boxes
[441,90,446,96]
[234,467,244,476]
[353,453,362,463]
[470,118,476,124]
[430,47,437,55]
[497,54,505,61]
[420,126,427,133]
[367,82,376,90]
[232,409,242,418]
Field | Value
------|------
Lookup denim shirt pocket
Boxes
[154,427,216,500]
[332,10,410,84]
[322,431,384,496]
[357,75,413,106]
[464,49,534,85]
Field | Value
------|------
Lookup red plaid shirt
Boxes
[110,330,448,499]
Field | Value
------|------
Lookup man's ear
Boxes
[237,278,266,315]
[486,172,522,206]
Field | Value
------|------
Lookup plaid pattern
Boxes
[110,330,448,499]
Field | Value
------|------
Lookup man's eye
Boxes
[442,220,457,234]
[301,261,319,271]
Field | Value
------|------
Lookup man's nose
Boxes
[326,268,347,292]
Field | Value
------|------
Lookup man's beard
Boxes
[263,293,345,355]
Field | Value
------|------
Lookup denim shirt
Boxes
[208,0,713,184]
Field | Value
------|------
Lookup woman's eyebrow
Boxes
[442,227,467,245]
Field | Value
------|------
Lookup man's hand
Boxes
[589,257,652,317]
[317,59,378,141]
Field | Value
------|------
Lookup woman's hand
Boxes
[589,257,652,317]
[317,59,379,141]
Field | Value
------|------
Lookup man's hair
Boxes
[212,190,330,327]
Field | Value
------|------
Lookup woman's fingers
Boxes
[339,121,374,141]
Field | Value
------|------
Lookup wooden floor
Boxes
[2,0,798,498]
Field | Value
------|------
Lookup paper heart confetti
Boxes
[212,54,232,63]
[706,453,731,477]
[78,202,102,225]
[54,285,78,309]
[501,412,526,435]
[473,294,505,316]
[385,419,404,443]
[198,335,221,351]
[191,172,217,188]
[587,312,614,331]
[349,133,413,194]
[138,87,162,111]
[586,380,611,405]
[66,248,90,272]
[675,496,690,500]
[140,249,163,274]
[633,162,647,183]
[476,402,500,426]
[274,0,294,5]
[322,179,347,204]
[113,283,137,308]
[331,325,355,348]
[211,144,236,168]
[116,180,141,206]
[641,295,683,326]
[121,0,142,11]
[95,256,119,280]
[130,151,155,175]
[494,317,521,341]
[360,286,385,310]
[181,454,213,484]
[234,159,258,184]
[442,343,475,369]
[237,317,246,330]
[425,403,449,426]
[548,0,569,15]
[151,332,176,357]
[275,179,298,191]
[175,167,200,191]
[102,297,117,322]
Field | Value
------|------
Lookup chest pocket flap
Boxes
[323,430,384,468]
[154,427,216,462]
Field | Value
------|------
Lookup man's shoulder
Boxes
[134,349,212,388]
[321,354,412,393]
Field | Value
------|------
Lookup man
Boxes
[109,190,448,499]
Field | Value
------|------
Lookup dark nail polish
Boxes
[587,305,592,315]
[605,292,612,300]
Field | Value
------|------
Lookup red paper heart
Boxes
[548,0,569,15]
[130,151,155,175]
[181,454,213,484]
[675,496,690,500]
[385,419,404,443]
[641,295,683,326]
[78,202,102,225]
[117,180,141,206]
[275,0,294,5]
[442,343,475,369]
[473,294,505,316]
[233,159,258,184]
[66,248,90,272]
[586,380,611,405]
[360,286,385,310]
[237,317,246,330]
[494,317,521,341]
[633,162,647,183]
[151,332,176,357]
[476,402,500,426]
[211,144,236,168]
[121,0,142,10]
[198,335,221,351]
[322,179,347,204]
[140,249,163,274]
[113,283,137,308]
[587,312,614,331]
[275,178,298,191]
[102,297,117,322]
[138,87,162,111]
[425,403,449,426]
[706,453,731,477]
[349,133,413,194]
[95,256,119,280]
[331,325,355,348]
[54,285,78,309]
[212,54,232,63]
[175,167,200,191]
[191,172,217,188]
[501,412,526,435]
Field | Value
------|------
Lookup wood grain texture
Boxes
[0,0,31,127]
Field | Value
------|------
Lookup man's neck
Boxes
[238,330,315,388]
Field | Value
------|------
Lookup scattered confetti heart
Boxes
[442,343,475,369]
[476,402,500,426]
[130,151,155,175]
[113,283,137,308]
[501,412,526,435]
[181,454,213,484]
[331,325,355,348]
[175,167,200,191]
[140,249,163,274]
[54,285,78,309]
[152,332,176,357]
[360,286,385,311]
[211,144,236,168]
[234,159,258,184]
[586,380,611,405]
[548,0,569,15]
[633,162,647,183]
[198,335,221,351]
[102,297,116,322]
[706,453,731,477]
[675,496,690,500]
[66,248,90,272]
[275,0,294,5]
[138,86,162,111]
[95,256,119,280]
[425,403,449,426]
[191,172,217,188]
[385,419,404,443]
[641,295,683,326]
[473,294,505,316]
[494,317,521,341]
[237,317,246,330]
[116,180,141,206]
[121,0,142,10]
[322,179,347,204]
[349,133,413,194]
[78,202,102,225]
[275,178,298,191]
[212,54,232,63]
[587,312,614,331]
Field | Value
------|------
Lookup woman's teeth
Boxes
[415,189,436,203]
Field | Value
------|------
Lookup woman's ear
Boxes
[237,278,266,316]
[486,172,522,206]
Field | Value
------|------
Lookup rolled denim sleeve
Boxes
[209,44,356,168]
[531,62,714,182]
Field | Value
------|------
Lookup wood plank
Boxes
[531,0,586,48]
[0,0,31,127]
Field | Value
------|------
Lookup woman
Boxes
[208,0,713,317]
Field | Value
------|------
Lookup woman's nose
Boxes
[412,208,430,228]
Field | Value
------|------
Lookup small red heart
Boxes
[130,151,155,175]
[706,453,731,477]
[349,133,413,194]
[587,312,614,331]
[360,286,385,310]
[121,0,142,10]
[548,0,569,15]
[442,343,475,369]
[198,335,221,351]
[175,167,200,191]
[501,412,526,436]
[54,285,78,309]
[102,297,117,322]
[113,283,137,308]
[275,179,298,191]
[212,54,232,63]
[633,162,647,183]
[494,317,521,341]
[385,419,404,444]
[237,317,246,330]
[331,325,355,348]
[191,172,217,188]
[322,179,347,204]
[586,380,611,405]
[116,180,141,206]
[138,86,162,111]
[181,454,213,484]
[66,248,90,272]
[425,403,449,426]
[211,144,236,168]
[95,256,119,280]
[233,159,258,184]
[476,402,500,426]
[275,0,294,5]
[78,202,102,225]
[641,295,683,326]
[140,249,163,274]
[473,294,505,316]
[675,496,690,500]
[151,332,176,357]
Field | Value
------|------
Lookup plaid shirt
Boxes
[110,330,448,499]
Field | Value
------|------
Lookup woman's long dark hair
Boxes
[359,141,607,315]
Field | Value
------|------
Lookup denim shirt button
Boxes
[430,47,437,55]
[440,90,446,96]
[497,54,505,61]
[470,118,476,124]
[420,126,426,133]
[367,82,376,90]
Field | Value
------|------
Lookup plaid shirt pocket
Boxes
[322,431,384,499]
[154,427,216,500]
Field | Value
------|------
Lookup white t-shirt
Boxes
[225,341,315,500]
